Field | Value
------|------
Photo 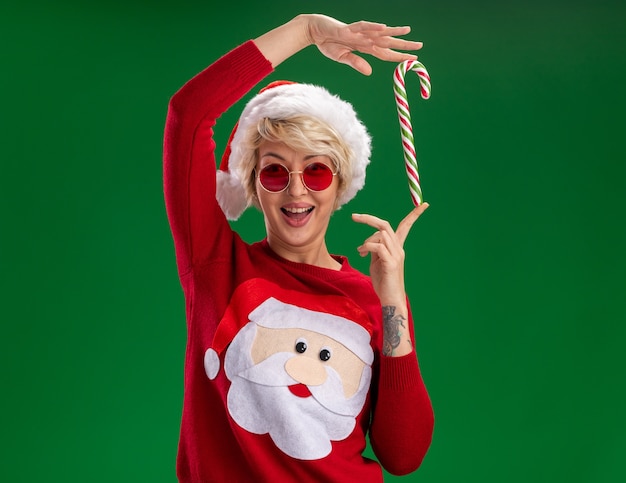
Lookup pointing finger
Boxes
[396,202,429,245]
[351,213,393,233]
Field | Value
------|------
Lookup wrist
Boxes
[254,15,312,68]
[382,304,413,357]
[378,293,408,312]
[294,14,315,47]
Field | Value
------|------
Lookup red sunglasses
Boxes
[257,162,337,193]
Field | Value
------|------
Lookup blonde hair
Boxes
[238,115,353,209]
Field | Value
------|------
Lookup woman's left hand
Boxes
[352,203,429,305]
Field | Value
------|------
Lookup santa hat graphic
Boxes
[216,81,372,220]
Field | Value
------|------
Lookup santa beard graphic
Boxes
[217,299,374,461]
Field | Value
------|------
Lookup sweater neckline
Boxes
[258,239,351,278]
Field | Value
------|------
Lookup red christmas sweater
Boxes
[163,40,434,482]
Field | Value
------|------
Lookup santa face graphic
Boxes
[205,297,374,460]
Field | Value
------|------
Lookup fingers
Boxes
[353,214,400,259]
[357,229,396,259]
[350,24,422,62]
[396,202,429,245]
[352,212,394,235]
[357,236,384,258]
[353,206,426,305]
[370,47,418,63]
[336,51,373,76]
[384,37,424,53]
[347,20,389,33]
[348,22,413,40]
[313,19,422,74]
[352,202,429,247]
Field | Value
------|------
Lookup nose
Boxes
[287,171,307,197]
[285,355,327,386]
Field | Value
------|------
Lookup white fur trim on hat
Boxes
[216,169,248,221]
[217,83,371,220]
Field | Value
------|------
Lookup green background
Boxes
[2,0,624,481]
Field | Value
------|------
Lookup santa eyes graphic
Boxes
[295,338,332,361]
[204,296,374,460]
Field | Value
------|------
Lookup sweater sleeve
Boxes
[163,41,273,276]
[369,308,434,476]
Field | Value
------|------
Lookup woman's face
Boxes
[255,140,339,264]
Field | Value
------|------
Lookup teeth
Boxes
[284,207,312,214]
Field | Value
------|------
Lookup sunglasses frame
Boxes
[256,162,338,194]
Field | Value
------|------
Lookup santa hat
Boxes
[216,81,372,220]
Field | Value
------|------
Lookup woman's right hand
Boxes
[305,14,423,75]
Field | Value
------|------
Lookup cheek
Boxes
[322,186,340,212]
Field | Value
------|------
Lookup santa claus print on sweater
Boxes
[204,279,375,461]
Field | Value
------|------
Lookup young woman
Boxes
[164,14,434,482]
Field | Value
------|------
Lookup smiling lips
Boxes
[281,205,314,225]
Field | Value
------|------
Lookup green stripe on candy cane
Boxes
[393,59,431,206]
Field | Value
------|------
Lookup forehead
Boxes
[257,141,331,164]
[257,140,291,155]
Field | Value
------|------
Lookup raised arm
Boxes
[353,204,434,473]
[163,41,273,276]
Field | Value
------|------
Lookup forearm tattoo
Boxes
[382,305,407,356]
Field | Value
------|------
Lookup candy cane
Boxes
[393,59,431,206]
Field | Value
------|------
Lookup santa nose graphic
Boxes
[285,347,328,387]
[285,353,329,398]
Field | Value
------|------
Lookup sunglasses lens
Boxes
[259,164,290,192]
[258,162,335,192]
[303,163,334,191]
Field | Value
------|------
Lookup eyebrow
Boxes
[260,152,323,162]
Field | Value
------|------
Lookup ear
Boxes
[249,168,262,211]
[333,178,346,212]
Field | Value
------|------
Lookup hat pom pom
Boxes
[204,348,220,380]
[216,170,248,221]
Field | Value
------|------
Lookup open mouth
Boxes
[281,206,314,223]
